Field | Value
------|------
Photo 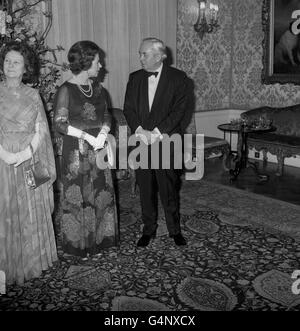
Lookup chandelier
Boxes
[194,0,219,39]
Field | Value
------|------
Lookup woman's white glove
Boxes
[94,132,107,150]
[67,126,98,149]
[14,146,32,167]
[0,147,18,165]
[94,126,110,150]
[83,133,98,148]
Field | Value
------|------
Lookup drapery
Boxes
[47,0,178,108]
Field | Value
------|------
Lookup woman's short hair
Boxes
[142,37,167,60]
[68,40,100,75]
[0,41,40,84]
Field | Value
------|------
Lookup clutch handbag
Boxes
[24,144,51,189]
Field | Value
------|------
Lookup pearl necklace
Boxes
[75,80,93,98]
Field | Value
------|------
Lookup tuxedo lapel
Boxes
[139,73,150,124]
[150,65,168,114]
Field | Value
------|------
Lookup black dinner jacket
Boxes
[123,64,188,136]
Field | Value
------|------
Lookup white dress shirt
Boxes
[148,64,163,111]
[135,64,164,143]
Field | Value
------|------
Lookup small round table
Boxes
[218,123,276,181]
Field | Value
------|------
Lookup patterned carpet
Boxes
[0,179,300,311]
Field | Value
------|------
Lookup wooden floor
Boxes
[203,156,300,206]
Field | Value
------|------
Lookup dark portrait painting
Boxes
[262,0,300,84]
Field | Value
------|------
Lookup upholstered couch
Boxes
[241,105,300,176]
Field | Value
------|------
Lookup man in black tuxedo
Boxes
[124,37,188,247]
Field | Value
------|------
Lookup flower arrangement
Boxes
[0,0,68,115]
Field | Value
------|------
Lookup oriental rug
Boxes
[0,179,299,311]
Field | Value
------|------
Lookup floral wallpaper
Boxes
[177,0,300,112]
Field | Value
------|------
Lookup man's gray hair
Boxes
[142,37,167,60]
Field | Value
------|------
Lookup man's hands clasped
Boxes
[135,127,162,145]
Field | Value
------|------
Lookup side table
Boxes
[218,123,276,181]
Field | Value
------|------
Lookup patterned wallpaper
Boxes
[177,0,300,112]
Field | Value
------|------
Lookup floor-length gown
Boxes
[54,81,119,257]
[0,83,58,285]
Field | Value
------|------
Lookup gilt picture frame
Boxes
[262,0,300,85]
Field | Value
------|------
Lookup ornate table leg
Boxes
[229,128,269,182]
[221,144,230,171]
[229,130,244,181]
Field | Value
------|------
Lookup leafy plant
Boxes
[0,0,68,115]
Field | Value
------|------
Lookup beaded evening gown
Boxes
[53,81,119,257]
[0,82,58,285]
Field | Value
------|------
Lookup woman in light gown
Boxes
[53,40,119,257]
[0,41,57,286]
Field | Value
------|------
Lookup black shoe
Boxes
[172,233,187,246]
[137,234,152,247]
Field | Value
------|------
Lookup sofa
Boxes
[240,104,300,176]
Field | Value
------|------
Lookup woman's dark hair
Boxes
[0,41,40,85]
[68,40,100,75]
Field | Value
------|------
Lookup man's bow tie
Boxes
[145,71,159,78]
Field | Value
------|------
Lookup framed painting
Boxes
[262,0,300,85]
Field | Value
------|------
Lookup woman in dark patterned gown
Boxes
[53,41,119,257]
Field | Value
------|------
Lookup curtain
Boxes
[47,0,178,108]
